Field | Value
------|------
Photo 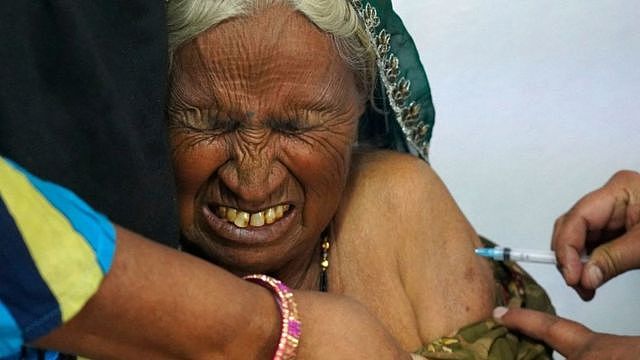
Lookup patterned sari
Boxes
[415,238,555,359]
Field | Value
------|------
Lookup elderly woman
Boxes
[166,0,552,358]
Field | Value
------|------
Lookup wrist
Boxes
[222,280,281,359]
[243,275,301,360]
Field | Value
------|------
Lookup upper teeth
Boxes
[216,204,290,228]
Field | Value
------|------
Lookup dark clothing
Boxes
[0,1,178,247]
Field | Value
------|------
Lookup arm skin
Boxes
[395,154,495,341]
[494,170,640,359]
[33,226,416,359]
[335,151,494,348]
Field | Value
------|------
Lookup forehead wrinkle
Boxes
[193,36,223,105]
[181,5,360,118]
[308,60,359,111]
[190,10,292,114]
[171,40,221,109]
[258,10,359,115]
[194,28,255,111]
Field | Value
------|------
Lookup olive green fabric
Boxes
[415,238,555,360]
[356,0,435,159]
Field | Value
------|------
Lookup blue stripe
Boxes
[0,197,61,343]
[0,353,20,360]
[0,301,21,357]
[5,159,116,274]
[43,350,60,360]
[21,348,60,360]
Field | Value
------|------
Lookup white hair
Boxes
[167,0,376,94]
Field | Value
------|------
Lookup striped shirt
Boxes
[0,157,116,359]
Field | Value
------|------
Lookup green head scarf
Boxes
[352,0,435,162]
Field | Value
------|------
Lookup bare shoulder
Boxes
[348,149,434,187]
[336,150,495,344]
[344,150,458,219]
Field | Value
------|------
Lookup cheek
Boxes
[171,133,228,225]
[289,144,351,192]
[282,125,357,220]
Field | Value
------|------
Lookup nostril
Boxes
[217,160,288,204]
[216,161,240,192]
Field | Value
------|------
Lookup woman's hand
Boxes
[494,307,640,359]
[552,170,640,300]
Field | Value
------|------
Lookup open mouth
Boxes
[213,204,292,228]
[202,202,298,245]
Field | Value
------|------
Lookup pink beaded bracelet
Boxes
[243,274,301,360]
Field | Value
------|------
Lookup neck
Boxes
[180,234,325,291]
[270,240,324,290]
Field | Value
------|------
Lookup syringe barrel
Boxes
[505,248,556,264]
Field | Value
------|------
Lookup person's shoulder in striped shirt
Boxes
[0,156,116,359]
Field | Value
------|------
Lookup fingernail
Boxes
[586,264,603,289]
[493,306,508,320]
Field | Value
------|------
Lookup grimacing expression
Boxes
[168,6,365,274]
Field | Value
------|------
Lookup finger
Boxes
[493,307,593,357]
[553,187,623,285]
[552,222,592,300]
[551,215,564,251]
[627,201,640,230]
[552,215,584,286]
[581,225,640,289]
[605,170,640,231]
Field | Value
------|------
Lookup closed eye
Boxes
[170,108,239,135]
[206,116,240,133]
[269,118,312,135]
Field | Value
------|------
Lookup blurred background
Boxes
[394,0,640,348]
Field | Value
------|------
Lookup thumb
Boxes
[581,226,640,290]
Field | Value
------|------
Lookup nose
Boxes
[217,132,286,207]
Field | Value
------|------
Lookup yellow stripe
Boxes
[0,159,103,321]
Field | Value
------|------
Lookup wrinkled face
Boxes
[168,6,364,274]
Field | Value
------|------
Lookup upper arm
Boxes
[396,155,495,341]
[348,151,495,342]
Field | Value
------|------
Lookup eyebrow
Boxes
[292,74,355,114]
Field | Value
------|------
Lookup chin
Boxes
[180,231,293,274]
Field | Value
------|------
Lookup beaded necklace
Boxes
[319,234,330,292]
